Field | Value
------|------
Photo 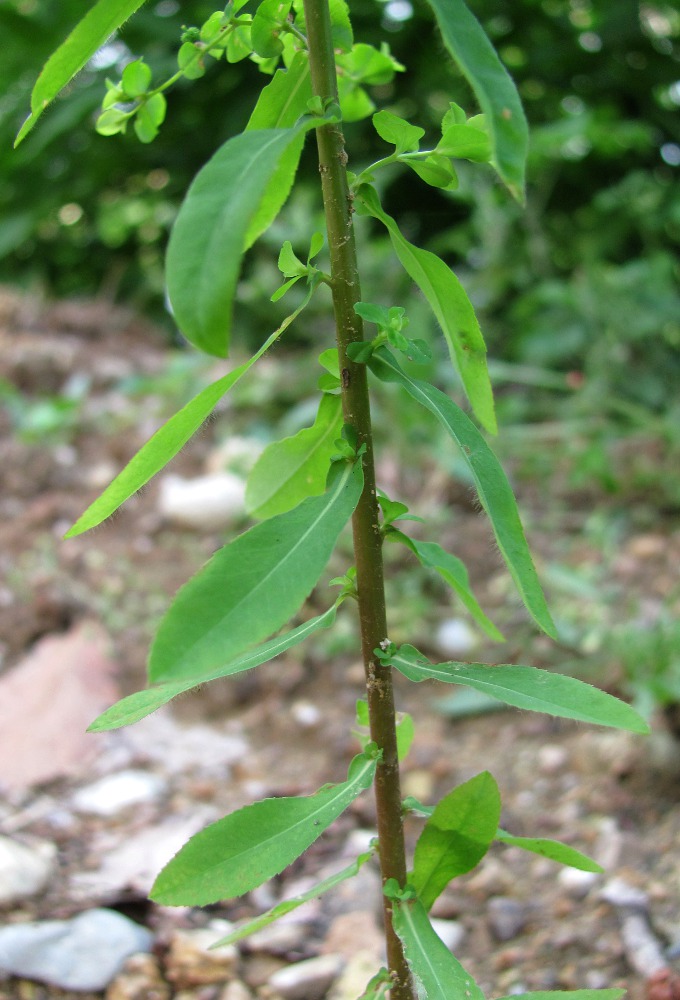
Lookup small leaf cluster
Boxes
[347,301,432,365]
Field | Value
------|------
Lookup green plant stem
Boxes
[301,1,413,997]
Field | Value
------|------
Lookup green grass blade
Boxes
[369,349,555,638]
[358,187,496,435]
[421,0,528,200]
[15,0,148,146]
[244,51,313,248]
[88,603,339,731]
[390,644,651,734]
[167,121,316,357]
[412,772,500,910]
[394,533,504,641]
[65,303,311,538]
[392,897,486,1000]
[495,829,603,873]
[209,851,373,947]
[150,752,377,905]
[246,393,343,519]
[149,460,363,683]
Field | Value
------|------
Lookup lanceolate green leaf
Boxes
[495,829,602,873]
[149,460,363,683]
[391,532,504,641]
[15,0,149,146]
[244,51,313,249]
[421,0,528,199]
[209,851,373,947]
[389,644,651,734]
[167,122,317,357]
[246,393,343,519]
[392,897,486,1000]
[370,349,555,637]
[150,752,377,905]
[65,297,312,538]
[358,186,496,435]
[411,772,500,910]
[88,603,340,732]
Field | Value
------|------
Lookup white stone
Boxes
[430,918,465,952]
[328,952,384,1000]
[166,921,238,989]
[158,472,245,530]
[290,700,322,728]
[0,835,56,904]
[0,908,152,991]
[268,954,343,1000]
[600,877,649,910]
[558,866,599,898]
[72,769,165,816]
[537,743,569,774]
[434,618,478,658]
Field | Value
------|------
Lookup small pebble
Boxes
[430,918,465,952]
[165,921,238,989]
[487,897,529,942]
[290,700,322,728]
[105,953,170,1000]
[600,876,649,910]
[558,866,599,898]
[537,744,569,775]
[268,954,343,1000]
[620,912,667,976]
[72,769,166,816]
[328,951,384,1000]
[158,473,245,530]
[0,908,152,991]
[0,834,56,904]
[434,618,478,658]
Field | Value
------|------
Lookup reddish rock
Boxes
[0,621,119,792]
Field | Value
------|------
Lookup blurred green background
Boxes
[2,0,678,397]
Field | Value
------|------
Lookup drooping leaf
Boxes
[495,829,602,873]
[389,644,651,734]
[411,772,501,910]
[149,460,363,683]
[405,154,458,191]
[421,0,528,199]
[369,349,555,637]
[246,393,344,519]
[209,851,373,947]
[392,897,486,1000]
[88,603,339,732]
[358,186,496,435]
[167,120,317,357]
[66,292,314,538]
[16,0,149,145]
[496,992,625,1000]
[244,51,313,249]
[390,532,504,641]
[150,752,377,905]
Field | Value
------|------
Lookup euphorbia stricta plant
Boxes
[15,1,648,997]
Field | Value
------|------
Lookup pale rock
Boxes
[106,953,171,1000]
[620,912,667,976]
[158,472,245,530]
[247,921,309,955]
[166,921,238,989]
[430,918,465,952]
[0,834,56,904]
[322,911,384,963]
[0,908,152,991]
[487,897,529,941]
[121,711,248,776]
[328,952,385,1000]
[558,866,599,898]
[70,809,216,899]
[341,829,377,858]
[220,981,254,1000]
[600,877,649,910]
[290,700,322,728]
[268,954,343,1000]
[241,952,288,989]
[205,436,263,476]
[0,622,119,792]
[537,743,569,775]
[72,769,166,816]
[434,618,478,658]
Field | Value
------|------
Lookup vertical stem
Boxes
[301,3,413,997]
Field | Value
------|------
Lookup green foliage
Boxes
[11,1,654,995]
[150,750,378,905]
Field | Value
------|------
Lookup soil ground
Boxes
[1,288,679,1000]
